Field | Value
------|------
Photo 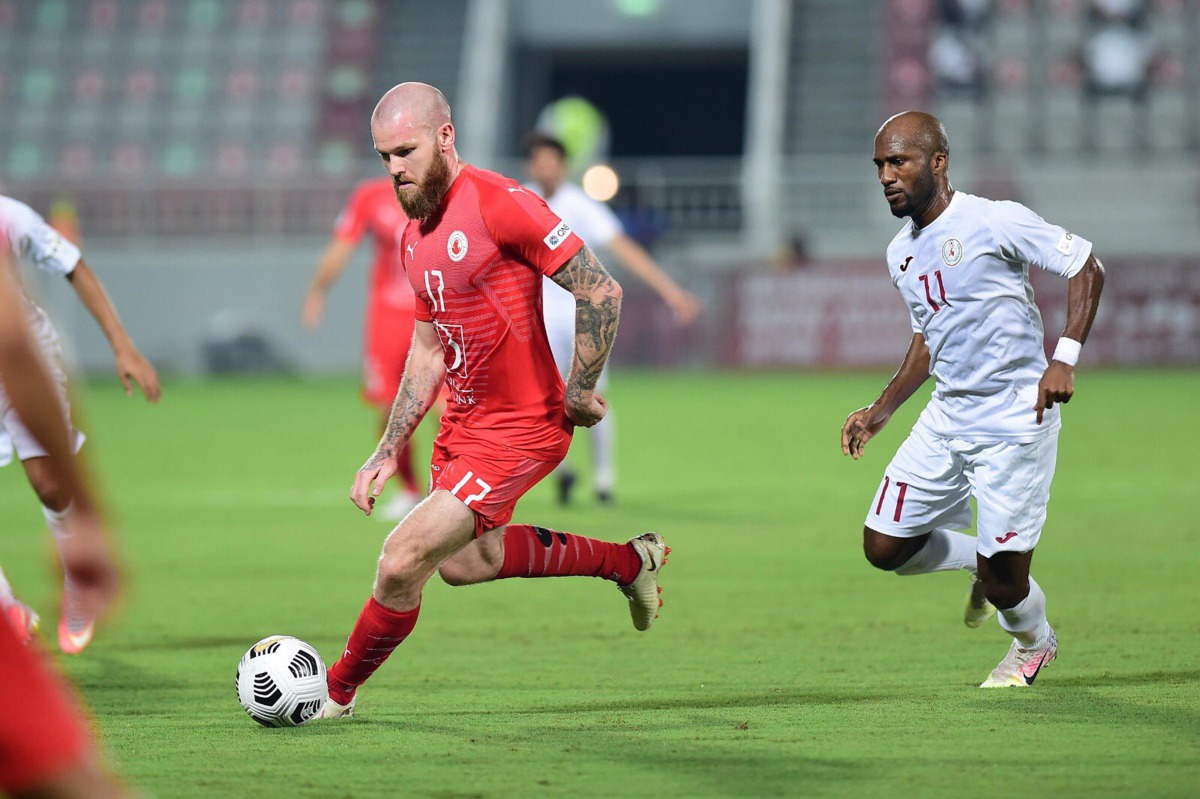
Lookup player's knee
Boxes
[29,471,70,512]
[982,577,1030,610]
[376,546,426,594]
[862,527,906,571]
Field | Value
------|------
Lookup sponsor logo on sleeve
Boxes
[543,220,572,250]
[940,238,963,267]
[899,255,913,272]
[447,230,468,262]
[1056,230,1075,256]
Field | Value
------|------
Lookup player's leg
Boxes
[323,489,476,715]
[544,288,580,505]
[972,434,1059,687]
[434,448,669,630]
[20,456,95,654]
[590,367,616,503]
[862,424,977,576]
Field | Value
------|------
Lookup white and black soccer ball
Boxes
[235,635,328,727]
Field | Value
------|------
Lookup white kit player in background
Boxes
[0,194,160,654]
[841,112,1105,687]
[524,132,700,505]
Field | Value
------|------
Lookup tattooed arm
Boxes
[549,244,623,427]
[350,320,446,514]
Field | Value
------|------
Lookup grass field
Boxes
[1,370,1197,798]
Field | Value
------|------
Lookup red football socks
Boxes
[497,524,642,585]
[327,597,420,705]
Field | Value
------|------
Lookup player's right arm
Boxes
[301,237,357,329]
[0,252,120,622]
[549,245,623,427]
[841,333,931,460]
[350,320,446,514]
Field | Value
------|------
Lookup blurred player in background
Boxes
[0,194,159,655]
[0,244,126,799]
[842,112,1104,687]
[321,83,668,719]
[524,132,700,505]
[302,178,424,520]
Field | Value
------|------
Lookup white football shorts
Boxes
[864,421,1059,558]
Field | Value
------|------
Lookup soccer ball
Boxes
[235,635,328,727]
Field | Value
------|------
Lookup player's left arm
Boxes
[67,258,161,402]
[549,245,622,427]
[1036,253,1105,424]
[606,235,700,325]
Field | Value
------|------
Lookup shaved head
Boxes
[875,111,949,160]
[872,111,953,225]
[372,82,453,134]
[371,82,461,220]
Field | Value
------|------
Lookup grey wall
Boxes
[31,236,370,377]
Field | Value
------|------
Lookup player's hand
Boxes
[58,504,121,624]
[351,451,400,515]
[842,404,891,460]
[665,288,701,326]
[565,392,608,428]
[114,346,161,402]
[1035,361,1074,425]
[301,291,325,330]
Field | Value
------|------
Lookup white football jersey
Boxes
[1,195,82,278]
[885,191,1092,442]
[527,182,625,329]
[0,195,82,346]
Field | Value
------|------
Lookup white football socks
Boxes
[894,528,977,576]
[591,409,616,494]
[42,503,79,599]
[997,576,1051,649]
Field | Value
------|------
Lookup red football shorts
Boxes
[362,305,416,408]
[429,441,560,536]
[0,620,91,794]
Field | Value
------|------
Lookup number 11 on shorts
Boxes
[451,471,492,506]
[874,476,909,522]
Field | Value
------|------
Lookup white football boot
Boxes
[318,695,356,719]
[963,575,997,628]
[379,490,422,522]
[619,533,669,632]
[980,629,1057,688]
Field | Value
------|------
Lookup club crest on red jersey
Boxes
[447,230,468,262]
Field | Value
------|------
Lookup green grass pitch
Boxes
[1,370,1197,798]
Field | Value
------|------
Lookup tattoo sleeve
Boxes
[549,245,622,404]
[363,324,445,470]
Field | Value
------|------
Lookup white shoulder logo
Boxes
[1056,230,1075,256]
[543,220,571,250]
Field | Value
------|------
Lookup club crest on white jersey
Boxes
[941,238,963,266]
[447,230,468,262]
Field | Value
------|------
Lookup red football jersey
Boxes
[400,164,584,459]
[332,177,416,314]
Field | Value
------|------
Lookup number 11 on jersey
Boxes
[918,270,949,313]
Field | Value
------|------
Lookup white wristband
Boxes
[1052,337,1082,366]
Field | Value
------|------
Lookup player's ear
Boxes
[438,122,455,153]
[931,150,948,176]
